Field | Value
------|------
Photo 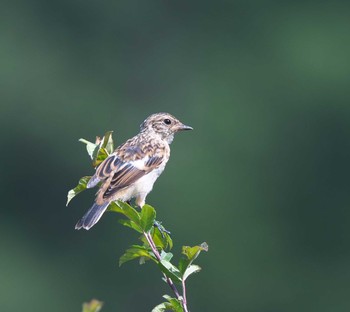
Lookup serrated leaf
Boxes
[66,176,91,206]
[118,219,143,233]
[183,264,202,281]
[158,260,182,283]
[119,245,153,266]
[108,201,141,226]
[82,299,103,312]
[140,204,156,232]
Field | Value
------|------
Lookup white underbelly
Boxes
[118,163,166,202]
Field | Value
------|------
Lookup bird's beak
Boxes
[177,123,193,131]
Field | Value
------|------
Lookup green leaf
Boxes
[171,300,183,311]
[163,295,183,312]
[152,302,169,312]
[178,257,188,275]
[182,264,202,281]
[92,148,109,167]
[160,250,173,262]
[101,131,114,154]
[92,131,114,166]
[139,233,165,252]
[149,225,173,250]
[108,201,141,225]
[118,219,143,233]
[140,204,156,232]
[182,242,208,261]
[82,299,103,312]
[158,259,182,283]
[80,131,114,166]
[119,245,153,266]
[163,231,173,250]
[79,138,97,160]
[66,176,91,206]
[150,228,165,249]
[178,242,208,275]
[152,296,183,312]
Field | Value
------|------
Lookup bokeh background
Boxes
[1,0,350,311]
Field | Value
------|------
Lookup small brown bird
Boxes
[75,112,193,230]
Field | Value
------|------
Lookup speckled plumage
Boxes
[75,112,192,230]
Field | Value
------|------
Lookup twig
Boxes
[182,279,188,311]
[144,231,189,312]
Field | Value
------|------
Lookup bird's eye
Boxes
[163,119,172,125]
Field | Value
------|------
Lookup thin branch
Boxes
[144,231,189,312]
[182,279,188,311]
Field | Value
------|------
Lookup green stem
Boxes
[144,231,189,312]
[182,279,188,311]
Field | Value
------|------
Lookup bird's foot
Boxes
[153,220,171,238]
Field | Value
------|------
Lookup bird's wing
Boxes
[87,150,164,198]
[86,155,116,188]
[104,154,164,200]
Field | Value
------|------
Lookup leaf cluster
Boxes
[66,132,114,206]
[111,201,207,311]
[109,202,173,265]
[82,299,103,312]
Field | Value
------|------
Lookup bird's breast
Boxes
[133,161,167,194]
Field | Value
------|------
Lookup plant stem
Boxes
[144,231,189,312]
[182,279,188,311]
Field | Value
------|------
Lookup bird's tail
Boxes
[75,202,110,230]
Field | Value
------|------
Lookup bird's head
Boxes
[140,112,193,143]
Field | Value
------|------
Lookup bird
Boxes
[75,112,193,230]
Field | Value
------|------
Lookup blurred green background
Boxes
[1,0,350,311]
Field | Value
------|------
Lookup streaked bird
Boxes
[75,112,193,230]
